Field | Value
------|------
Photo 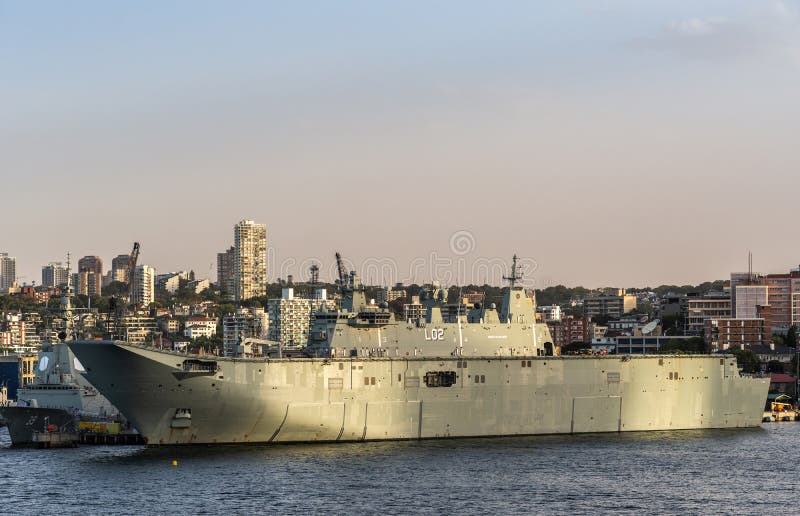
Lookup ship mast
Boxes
[503,254,522,289]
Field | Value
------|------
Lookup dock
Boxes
[32,430,79,448]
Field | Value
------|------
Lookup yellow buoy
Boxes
[172,460,178,467]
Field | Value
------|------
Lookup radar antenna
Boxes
[335,252,349,288]
[503,254,522,289]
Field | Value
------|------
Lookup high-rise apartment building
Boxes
[234,220,267,301]
[267,288,329,348]
[0,254,16,293]
[132,265,155,306]
[41,262,69,288]
[111,254,132,283]
[77,255,104,296]
[78,255,103,276]
[216,246,235,300]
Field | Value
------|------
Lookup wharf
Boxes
[78,431,145,445]
[32,430,78,448]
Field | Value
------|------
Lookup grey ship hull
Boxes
[69,341,769,446]
[0,406,76,446]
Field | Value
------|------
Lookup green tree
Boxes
[732,349,760,374]
[786,325,798,348]
[766,360,785,373]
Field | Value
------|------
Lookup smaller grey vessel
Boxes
[0,259,122,446]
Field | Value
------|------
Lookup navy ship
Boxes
[0,258,121,445]
[69,256,769,445]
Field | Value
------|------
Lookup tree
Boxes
[766,360,785,374]
[732,349,760,374]
[786,325,798,348]
[561,342,590,354]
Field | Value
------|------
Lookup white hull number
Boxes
[425,328,445,341]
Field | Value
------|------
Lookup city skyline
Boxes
[4,1,800,288]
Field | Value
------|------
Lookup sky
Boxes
[2,1,800,289]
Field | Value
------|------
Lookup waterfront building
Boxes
[234,220,267,301]
[41,262,69,288]
[132,265,156,306]
[0,253,16,293]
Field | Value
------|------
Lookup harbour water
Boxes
[1,424,797,514]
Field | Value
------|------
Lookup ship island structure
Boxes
[68,256,769,446]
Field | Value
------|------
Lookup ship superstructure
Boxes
[68,256,769,446]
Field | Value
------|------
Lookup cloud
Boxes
[632,4,800,63]
[633,18,761,60]
[668,17,727,37]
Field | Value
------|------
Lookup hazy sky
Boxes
[2,1,799,289]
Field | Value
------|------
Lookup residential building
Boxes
[216,246,235,300]
[704,318,767,351]
[78,255,103,276]
[684,293,731,335]
[403,295,424,322]
[267,288,329,348]
[186,279,210,294]
[545,315,589,348]
[41,262,69,288]
[234,220,267,301]
[222,307,268,356]
[764,274,792,333]
[0,253,16,293]
[157,316,181,334]
[183,316,218,340]
[116,315,158,345]
[376,285,407,304]
[132,265,156,306]
[536,305,562,322]
[156,271,189,294]
[583,289,637,319]
[111,254,132,283]
[75,270,102,297]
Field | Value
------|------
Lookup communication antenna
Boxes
[335,252,349,288]
[503,254,522,289]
